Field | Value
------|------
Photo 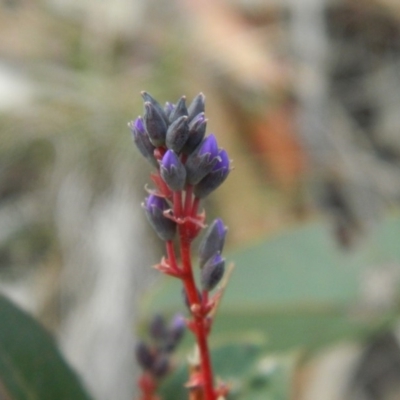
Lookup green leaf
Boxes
[143,217,400,352]
[0,295,92,400]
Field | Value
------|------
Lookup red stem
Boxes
[166,240,180,272]
[178,184,215,400]
[179,235,199,304]
[179,235,215,400]
[160,182,216,399]
[173,191,182,219]
[191,197,200,217]
[184,185,194,216]
[196,317,214,400]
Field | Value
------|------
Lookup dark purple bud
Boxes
[164,102,175,119]
[160,150,186,191]
[187,93,205,122]
[135,341,155,371]
[197,134,219,158]
[169,96,188,123]
[141,91,169,125]
[149,314,167,342]
[129,117,158,168]
[201,253,225,291]
[185,134,220,185]
[193,149,230,198]
[198,218,228,268]
[182,113,207,155]
[165,115,189,153]
[151,354,170,379]
[143,102,167,147]
[170,314,185,340]
[164,314,185,352]
[143,195,176,241]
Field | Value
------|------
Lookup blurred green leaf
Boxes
[0,295,92,400]
[144,217,400,352]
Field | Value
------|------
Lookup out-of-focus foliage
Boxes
[0,294,92,400]
[144,215,400,398]
[1,0,400,399]
[160,343,296,400]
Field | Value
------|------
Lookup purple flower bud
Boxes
[151,354,170,379]
[141,91,169,125]
[143,102,168,147]
[182,113,207,155]
[135,341,155,371]
[165,115,189,153]
[185,134,220,185]
[170,314,185,337]
[149,314,167,342]
[160,150,186,191]
[187,93,205,122]
[164,314,185,352]
[198,134,218,156]
[143,195,176,241]
[193,149,230,198]
[164,102,175,118]
[169,96,188,123]
[201,253,225,291]
[129,117,158,168]
[198,218,227,268]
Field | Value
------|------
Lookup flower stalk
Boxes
[130,92,231,400]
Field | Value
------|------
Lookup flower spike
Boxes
[130,91,232,400]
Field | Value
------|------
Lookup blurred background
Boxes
[2,0,400,399]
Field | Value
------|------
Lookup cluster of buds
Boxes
[130,92,231,400]
[136,314,185,399]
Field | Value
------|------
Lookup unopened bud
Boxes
[165,115,189,153]
[149,314,167,342]
[169,96,188,123]
[164,102,175,119]
[182,113,207,155]
[165,314,186,352]
[143,102,167,147]
[135,341,155,370]
[187,93,205,122]
[194,149,230,198]
[143,195,176,241]
[185,134,219,185]
[129,117,158,168]
[201,253,225,291]
[141,91,169,125]
[160,150,186,191]
[198,218,227,268]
